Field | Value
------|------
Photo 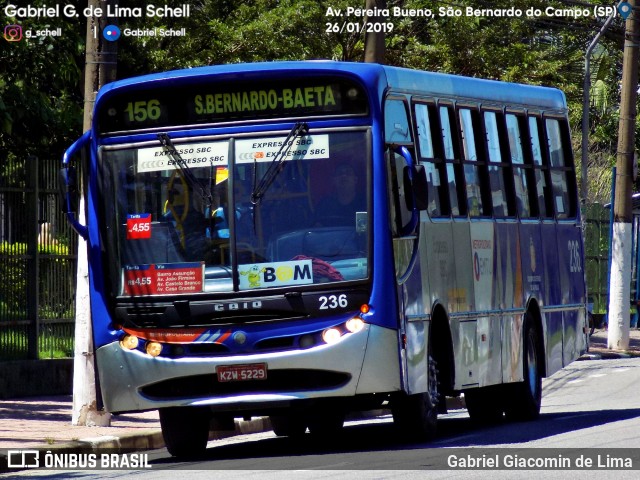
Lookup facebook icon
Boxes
[103,25,121,42]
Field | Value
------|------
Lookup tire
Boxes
[392,356,439,440]
[270,414,307,438]
[464,387,504,424]
[307,411,345,438]
[504,314,542,421]
[159,406,211,457]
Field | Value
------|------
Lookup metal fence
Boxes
[584,203,610,314]
[0,156,77,360]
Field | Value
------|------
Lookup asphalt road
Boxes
[6,357,640,479]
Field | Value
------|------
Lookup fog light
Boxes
[322,328,342,345]
[346,318,365,333]
[146,341,163,357]
[120,334,138,350]
[171,345,185,357]
[299,334,315,348]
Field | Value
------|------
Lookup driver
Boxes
[314,163,365,227]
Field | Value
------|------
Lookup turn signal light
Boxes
[145,341,163,357]
[119,334,139,350]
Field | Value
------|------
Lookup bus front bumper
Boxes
[95,323,400,413]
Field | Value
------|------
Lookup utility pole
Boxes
[72,0,117,426]
[363,0,386,63]
[608,1,639,351]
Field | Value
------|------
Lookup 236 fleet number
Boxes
[319,294,348,310]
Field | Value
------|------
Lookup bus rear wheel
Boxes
[464,387,504,424]
[504,314,542,421]
[392,356,439,440]
[159,406,210,457]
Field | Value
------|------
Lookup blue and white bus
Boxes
[62,61,587,456]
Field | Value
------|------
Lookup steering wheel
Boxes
[314,214,352,228]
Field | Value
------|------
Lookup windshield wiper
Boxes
[157,133,213,209]
[250,122,308,205]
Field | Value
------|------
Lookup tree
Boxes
[0,0,85,165]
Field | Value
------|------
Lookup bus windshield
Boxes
[100,130,370,296]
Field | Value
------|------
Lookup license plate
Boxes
[217,363,267,383]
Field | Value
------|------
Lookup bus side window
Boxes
[459,107,488,217]
[414,102,445,216]
[439,105,464,216]
[385,98,412,144]
[546,118,575,219]
[506,113,533,218]
[483,111,510,218]
[528,116,553,218]
[385,97,416,235]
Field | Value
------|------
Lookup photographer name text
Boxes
[4,3,191,19]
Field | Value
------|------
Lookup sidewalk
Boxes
[1,328,639,467]
[585,326,640,359]
[0,397,162,451]
[0,396,270,471]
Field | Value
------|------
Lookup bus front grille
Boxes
[139,369,351,400]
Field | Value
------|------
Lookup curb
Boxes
[580,348,638,360]
[0,408,401,473]
[0,417,267,473]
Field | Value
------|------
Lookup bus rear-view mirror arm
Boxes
[60,130,90,239]
[394,146,427,237]
[405,163,428,211]
[395,146,428,213]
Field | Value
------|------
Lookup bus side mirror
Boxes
[59,166,78,215]
[403,164,428,211]
[61,131,90,239]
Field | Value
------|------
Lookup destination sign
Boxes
[97,76,368,134]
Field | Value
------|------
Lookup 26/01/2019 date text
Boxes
[325,22,394,33]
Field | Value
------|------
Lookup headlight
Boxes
[145,341,163,357]
[322,328,342,345]
[119,334,139,350]
[345,317,365,333]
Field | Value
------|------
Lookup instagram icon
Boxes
[4,24,23,42]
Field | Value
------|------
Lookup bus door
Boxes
[386,143,430,394]
[385,97,432,395]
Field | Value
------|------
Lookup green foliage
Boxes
[0,0,634,205]
[0,327,74,360]
[0,242,73,318]
[116,0,361,75]
[0,0,85,163]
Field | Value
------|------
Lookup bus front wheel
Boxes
[392,356,438,440]
[307,411,345,438]
[270,414,307,438]
[159,406,210,457]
